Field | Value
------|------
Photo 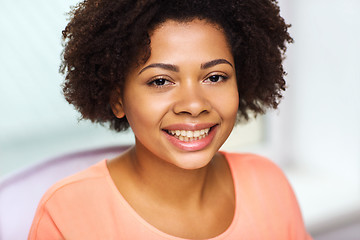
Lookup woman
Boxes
[29,0,312,239]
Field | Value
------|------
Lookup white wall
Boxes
[278,0,360,231]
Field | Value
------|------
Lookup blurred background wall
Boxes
[278,0,360,235]
[1,0,359,237]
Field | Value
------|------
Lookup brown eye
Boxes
[204,75,228,83]
[152,78,166,86]
[148,78,173,87]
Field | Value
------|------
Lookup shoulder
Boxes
[222,151,285,178]
[29,160,111,238]
[221,151,293,196]
[221,152,311,238]
[37,160,109,207]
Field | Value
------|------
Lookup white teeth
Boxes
[167,127,211,142]
[194,130,200,137]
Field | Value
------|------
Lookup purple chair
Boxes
[0,145,130,240]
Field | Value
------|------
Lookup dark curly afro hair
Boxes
[60,0,293,132]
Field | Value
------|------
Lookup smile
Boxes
[166,128,210,142]
[162,124,218,151]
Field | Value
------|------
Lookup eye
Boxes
[204,74,228,83]
[148,78,173,87]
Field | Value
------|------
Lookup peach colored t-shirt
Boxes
[28,152,312,240]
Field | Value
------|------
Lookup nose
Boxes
[172,81,212,117]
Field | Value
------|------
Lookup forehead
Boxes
[146,19,233,65]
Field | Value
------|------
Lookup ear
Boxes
[110,88,125,119]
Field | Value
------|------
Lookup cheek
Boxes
[213,87,239,120]
[122,92,171,130]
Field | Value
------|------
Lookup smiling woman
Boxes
[28,0,312,239]
[110,20,238,170]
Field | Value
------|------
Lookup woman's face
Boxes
[114,19,239,169]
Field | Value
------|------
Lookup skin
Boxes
[108,19,239,239]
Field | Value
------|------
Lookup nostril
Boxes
[173,96,212,116]
[174,107,210,117]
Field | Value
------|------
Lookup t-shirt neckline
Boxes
[102,151,239,240]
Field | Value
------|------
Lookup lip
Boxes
[162,124,218,151]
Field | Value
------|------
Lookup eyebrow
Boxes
[138,58,233,75]
[138,63,179,75]
[201,59,233,69]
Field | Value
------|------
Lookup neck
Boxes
[129,145,216,208]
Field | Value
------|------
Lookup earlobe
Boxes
[110,88,125,119]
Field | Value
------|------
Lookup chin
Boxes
[169,150,217,170]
